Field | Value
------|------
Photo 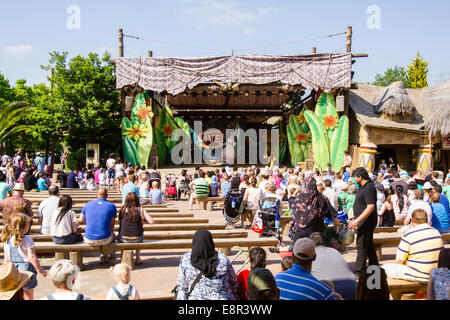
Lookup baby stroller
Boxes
[178,177,191,200]
[223,189,244,226]
[164,174,178,200]
[256,196,282,240]
[149,171,161,188]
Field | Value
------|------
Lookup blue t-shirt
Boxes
[438,193,450,215]
[431,202,449,231]
[34,156,45,173]
[343,172,350,183]
[149,188,162,204]
[81,199,117,240]
[37,178,47,191]
[275,264,335,300]
[67,172,79,188]
[121,182,140,204]
[0,182,12,201]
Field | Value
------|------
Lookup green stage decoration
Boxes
[286,113,311,167]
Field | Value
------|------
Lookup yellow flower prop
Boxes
[123,123,150,141]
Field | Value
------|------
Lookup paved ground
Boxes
[6,167,449,299]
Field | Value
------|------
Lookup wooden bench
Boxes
[0,237,279,270]
[387,278,428,300]
[373,232,450,261]
[30,205,178,212]
[197,196,224,211]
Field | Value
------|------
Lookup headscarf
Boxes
[293,176,329,228]
[190,229,218,278]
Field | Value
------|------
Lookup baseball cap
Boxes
[423,182,433,190]
[376,184,384,192]
[292,238,316,261]
[247,268,278,300]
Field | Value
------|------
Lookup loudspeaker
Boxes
[336,95,345,112]
[125,96,134,112]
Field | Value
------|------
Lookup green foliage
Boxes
[407,52,429,88]
[65,147,86,170]
[0,72,15,107]
[372,66,411,88]
[0,101,33,142]
[286,114,311,166]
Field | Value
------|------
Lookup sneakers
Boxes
[99,254,107,264]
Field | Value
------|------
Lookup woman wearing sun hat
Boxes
[0,262,33,300]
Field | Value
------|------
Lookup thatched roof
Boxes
[350,81,450,137]
[374,81,419,120]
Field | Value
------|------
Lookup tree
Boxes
[0,72,15,107]
[372,66,411,87]
[0,101,33,143]
[407,52,429,88]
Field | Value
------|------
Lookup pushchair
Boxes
[164,174,178,200]
[256,195,282,240]
[223,189,244,226]
[178,177,191,200]
[149,171,161,188]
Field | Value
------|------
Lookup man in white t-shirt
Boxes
[106,154,116,188]
[37,185,60,235]
[1,154,11,167]
[404,189,432,226]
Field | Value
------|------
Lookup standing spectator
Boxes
[50,195,83,245]
[427,248,450,300]
[309,232,357,300]
[66,168,80,189]
[0,173,12,201]
[208,175,220,197]
[99,168,107,187]
[13,150,23,180]
[0,183,33,225]
[275,238,335,300]
[0,262,32,300]
[381,209,443,282]
[391,185,409,220]
[106,154,116,189]
[247,268,279,300]
[85,171,96,191]
[343,151,352,168]
[220,172,231,197]
[390,172,408,195]
[377,189,395,227]
[118,192,154,265]
[322,179,338,211]
[41,260,90,300]
[242,177,263,228]
[121,174,141,205]
[37,185,60,235]
[236,247,266,300]
[176,229,238,300]
[348,167,379,277]
[79,188,117,263]
[107,263,140,300]
[33,152,45,174]
[1,153,11,167]
[1,213,47,300]
[5,163,15,188]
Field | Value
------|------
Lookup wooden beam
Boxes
[346,26,352,53]
[351,53,369,58]
[118,29,124,57]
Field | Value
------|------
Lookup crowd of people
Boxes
[0,147,449,300]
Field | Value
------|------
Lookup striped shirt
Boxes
[396,223,443,281]
[392,194,409,220]
[193,178,209,197]
[275,264,335,300]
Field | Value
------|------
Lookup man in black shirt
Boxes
[348,167,379,277]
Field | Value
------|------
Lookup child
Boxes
[149,181,163,205]
[37,173,47,191]
[208,175,220,197]
[338,184,349,212]
[78,169,86,189]
[320,279,343,300]
[221,173,231,197]
[139,174,151,203]
[85,171,96,191]
[107,263,140,300]
[99,168,107,187]
[346,184,357,219]
[281,256,294,272]
[376,184,386,213]
[1,213,47,300]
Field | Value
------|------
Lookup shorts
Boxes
[107,168,116,180]
[84,233,115,246]
[52,233,84,245]
[118,234,144,243]
[15,262,38,290]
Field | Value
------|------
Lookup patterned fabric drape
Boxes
[115,53,352,95]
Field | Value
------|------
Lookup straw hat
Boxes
[13,183,25,191]
[0,262,32,300]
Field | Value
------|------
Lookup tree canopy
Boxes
[372,66,412,88]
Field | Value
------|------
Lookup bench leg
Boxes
[375,245,382,262]
[219,247,231,256]
[206,201,214,211]
[70,252,83,270]
[55,252,68,260]
[121,250,134,270]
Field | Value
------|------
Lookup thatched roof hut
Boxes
[422,82,450,137]
[374,81,419,120]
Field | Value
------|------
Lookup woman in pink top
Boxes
[391,185,409,220]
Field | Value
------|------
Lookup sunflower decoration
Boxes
[323,114,338,129]
[163,125,174,137]
[295,133,310,144]
[123,123,150,141]
[137,106,154,121]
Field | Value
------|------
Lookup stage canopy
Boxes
[115,53,352,95]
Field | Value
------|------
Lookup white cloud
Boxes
[3,45,34,56]
[180,0,280,29]
[243,27,256,36]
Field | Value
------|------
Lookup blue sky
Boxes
[1,0,449,86]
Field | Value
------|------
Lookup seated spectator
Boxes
[37,173,47,192]
[377,189,395,227]
[0,183,33,225]
[107,263,140,300]
[139,174,150,202]
[355,265,389,300]
[149,181,163,205]
[427,248,450,300]
[404,189,432,226]
[434,184,450,214]
[381,209,443,282]
[118,192,154,265]
[121,174,140,205]
[50,195,83,245]
[391,185,409,220]
[41,260,90,300]
[0,262,32,300]
[37,185,60,235]
[320,280,343,300]
[237,247,266,300]
[430,193,449,234]
[275,238,335,300]
[208,175,220,197]
[66,169,79,189]
[188,170,209,210]
[0,173,12,201]
[281,256,294,271]
[309,232,357,300]
[176,229,238,300]
[79,187,117,263]
[247,268,279,300]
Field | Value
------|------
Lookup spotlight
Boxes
[278,90,284,96]
[213,91,218,97]
[191,92,198,97]
[266,91,272,97]
[299,90,305,96]
[255,90,261,97]
[234,91,239,97]
[244,91,250,97]
[202,91,207,97]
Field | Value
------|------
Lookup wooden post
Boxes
[55,252,66,261]
[118,29,124,57]
[148,51,153,57]
[346,26,352,53]
[312,47,316,54]
[70,252,83,270]
[121,250,134,270]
